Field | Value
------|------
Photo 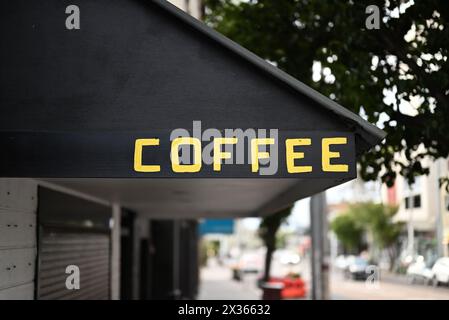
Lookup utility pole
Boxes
[435,159,445,258]
[172,220,181,299]
[407,184,415,256]
[310,192,330,300]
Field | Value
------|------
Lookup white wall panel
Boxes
[0,283,34,300]
[0,179,37,300]
[0,211,36,248]
[0,248,35,290]
[0,179,37,213]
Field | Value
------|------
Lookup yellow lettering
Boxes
[213,137,238,171]
[322,137,349,172]
[134,139,161,172]
[171,137,202,173]
[251,138,274,173]
[285,138,312,173]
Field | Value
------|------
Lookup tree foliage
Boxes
[354,202,403,250]
[331,202,403,268]
[330,212,364,253]
[204,0,449,187]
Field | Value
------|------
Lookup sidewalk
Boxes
[330,269,449,300]
[379,270,411,285]
[197,260,262,300]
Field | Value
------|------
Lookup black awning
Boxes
[0,0,385,217]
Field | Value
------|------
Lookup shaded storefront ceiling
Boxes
[42,178,343,218]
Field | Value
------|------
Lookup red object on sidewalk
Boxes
[268,276,307,299]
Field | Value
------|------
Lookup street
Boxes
[198,258,449,300]
[331,271,449,300]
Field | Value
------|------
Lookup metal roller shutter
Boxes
[37,187,112,300]
[37,229,110,300]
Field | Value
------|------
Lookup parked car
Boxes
[335,255,349,270]
[275,250,301,265]
[406,255,434,284]
[344,256,369,280]
[430,257,449,286]
[231,251,263,281]
[334,255,355,271]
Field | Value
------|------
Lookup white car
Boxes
[430,257,449,286]
[406,256,433,284]
[274,250,301,265]
[334,255,355,270]
[344,256,370,280]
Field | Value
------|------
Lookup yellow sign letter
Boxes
[285,138,312,173]
[171,137,202,173]
[213,137,238,171]
[251,138,274,173]
[134,139,161,172]
[322,137,349,172]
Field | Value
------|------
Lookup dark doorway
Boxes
[120,210,135,300]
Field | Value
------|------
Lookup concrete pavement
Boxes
[330,271,449,300]
[197,257,449,300]
[198,260,261,300]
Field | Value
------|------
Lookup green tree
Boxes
[332,203,403,269]
[356,203,403,270]
[258,206,292,282]
[330,212,364,254]
[204,0,449,187]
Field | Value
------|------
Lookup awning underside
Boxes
[41,178,348,218]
